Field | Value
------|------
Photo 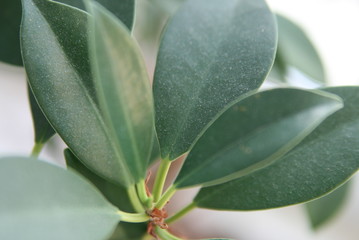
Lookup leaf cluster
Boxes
[0,0,358,239]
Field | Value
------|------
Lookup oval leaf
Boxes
[21,0,132,186]
[56,0,135,30]
[0,0,22,65]
[275,14,325,83]
[305,181,351,229]
[88,1,154,182]
[194,86,359,210]
[153,0,277,160]
[0,157,120,240]
[174,88,343,188]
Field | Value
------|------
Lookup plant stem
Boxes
[166,202,196,224]
[117,210,149,223]
[30,142,44,157]
[155,184,177,209]
[136,179,153,209]
[156,227,183,240]
[127,184,145,212]
[152,158,171,202]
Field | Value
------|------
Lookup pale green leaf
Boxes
[56,0,135,29]
[274,14,325,83]
[87,1,154,182]
[0,157,120,240]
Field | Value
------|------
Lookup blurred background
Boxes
[1,0,359,239]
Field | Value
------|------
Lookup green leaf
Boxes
[21,0,132,186]
[0,156,120,240]
[306,181,351,229]
[174,88,343,188]
[28,84,56,145]
[153,0,277,160]
[64,149,134,212]
[55,0,135,30]
[65,149,148,239]
[0,0,22,65]
[149,135,161,165]
[87,1,154,182]
[275,14,325,83]
[194,86,359,210]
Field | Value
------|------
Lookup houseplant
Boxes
[0,0,359,239]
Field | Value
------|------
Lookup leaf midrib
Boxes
[32,0,132,184]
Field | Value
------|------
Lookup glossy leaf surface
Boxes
[0,157,120,240]
[195,87,359,210]
[28,84,56,144]
[21,0,132,186]
[56,0,135,29]
[0,0,22,65]
[306,181,350,229]
[275,14,325,82]
[153,0,277,160]
[175,89,343,188]
[88,1,154,182]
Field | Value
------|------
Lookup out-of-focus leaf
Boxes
[174,88,343,188]
[153,0,277,160]
[87,1,154,182]
[56,0,135,30]
[28,84,56,145]
[65,149,148,239]
[0,157,120,240]
[306,181,351,229]
[64,149,133,212]
[21,0,133,186]
[149,135,160,165]
[0,0,22,65]
[274,14,325,83]
[194,87,359,210]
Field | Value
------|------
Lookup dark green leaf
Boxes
[153,0,277,160]
[21,0,133,186]
[65,149,148,239]
[306,181,351,229]
[64,149,134,212]
[0,0,22,65]
[108,223,147,240]
[275,14,325,83]
[28,84,56,144]
[194,86,359,210]
[175,89,343,188]
[88,1,154,182]
[0,157,120,240]
[56,0,135,30]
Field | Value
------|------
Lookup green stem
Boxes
[155,184,177,209]
[152,158,171,202]
[127,185,145,212]
[136,179,153,209]
[117,210,149,223]
[30,142,44,157]
[166,202,196,224]
[156,227,183,240]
